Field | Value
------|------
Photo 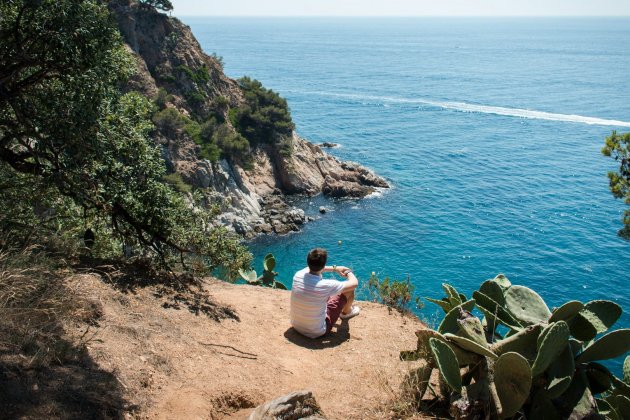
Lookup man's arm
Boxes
[340,271,358,294]
[322,265,350,274]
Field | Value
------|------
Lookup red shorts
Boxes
[325,293,348,333]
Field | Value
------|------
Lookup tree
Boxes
[138,0,174,12]
[229,77,295,153]
[0,0,250,273]
[602,131,630,239]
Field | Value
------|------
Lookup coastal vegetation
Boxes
[230,77,296,156]
[400,275,630,419]
[603,131,630,239]
[238,253,288,289]
[0,0,250,273]
[368,273,423,315]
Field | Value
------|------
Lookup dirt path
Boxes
[75,275,425,419]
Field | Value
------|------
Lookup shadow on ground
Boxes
[283,320,351,349]
[0,339,132,419]
[73,256,239,321]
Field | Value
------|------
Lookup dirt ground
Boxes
[53,274,427,419]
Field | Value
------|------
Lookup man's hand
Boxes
[335,265,350,275]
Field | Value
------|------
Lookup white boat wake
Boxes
[296,91,630,128]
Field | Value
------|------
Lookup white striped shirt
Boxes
[290,267,345,338]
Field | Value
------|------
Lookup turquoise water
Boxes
[184,17,630,368]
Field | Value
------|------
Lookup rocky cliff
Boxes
[108,0,389,238]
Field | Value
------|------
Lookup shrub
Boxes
[230,77,295,150]
[154,87,173,110]
[163,172,192,193]
[211,52,224,69]
[152,107,187,137]
[368,273,422,314]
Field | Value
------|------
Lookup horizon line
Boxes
[174,14,630,18]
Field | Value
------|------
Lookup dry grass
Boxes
[0,246,128,418]
[0,247,101,367]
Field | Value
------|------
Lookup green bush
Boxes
[368,273,422,314]
[602,131,630,239]
[230,77,295,150]
[154,87,173,110]
[163,172,192,193]
[152,107,187,137]
[0,0,251,275]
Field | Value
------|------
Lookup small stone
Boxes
[319,206,327,214]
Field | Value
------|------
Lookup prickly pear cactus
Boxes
[532,321,570,377]
[494,352,532,418]
[504,285,551,325]
[429,338,462,393]
[409,277,630,420]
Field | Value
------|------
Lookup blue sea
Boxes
[183,17,630,370]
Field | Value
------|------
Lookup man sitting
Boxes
[290,248,360,338]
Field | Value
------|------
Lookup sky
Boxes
[172,0,630,17]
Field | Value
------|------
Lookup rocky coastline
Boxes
[109,0,389,238]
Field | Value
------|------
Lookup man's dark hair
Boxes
[307,248,327,272]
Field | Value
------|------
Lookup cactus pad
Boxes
[491,324,543,360]
[425,297,452,313]
[273,280,287,290]
[263,253,276,271]
[549,300,584,323]
[473,291,522,331]
[493,274,512,288]
[479,279,506,306]
[429,337,462,393]
[457,313,488,347]
[546,344,575,398]
[442,283,463,307]
[445,333,497,358]
[624,356,630,385]
[531,321,570,377]
[438,299,475,334]
[576,329,630,363]
[584,362,613,394]
[504,285,551,325]
[569,300,622,342]
[615,395,630,419]
[596,398,620,420]
[529,390,560,420]
[238,268,258,283]
[494,352,532,418]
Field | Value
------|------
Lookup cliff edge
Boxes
[58,274,424,419]
[108,1,389,238]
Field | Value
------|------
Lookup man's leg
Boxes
[325,293,348,333]
[341,290,355,315]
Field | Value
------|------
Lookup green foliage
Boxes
[238,253,287,290]
[368,274,423,314]
[602,131,630,239]
[0,0,251,275]
[211,52,224,69]
[176,64,210,86]
[152,107,187,136]
[138,0,173,12]
[407,276,630,418]
[154,87,173,110]
[163,172,192,194]
[230,77,295,153]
